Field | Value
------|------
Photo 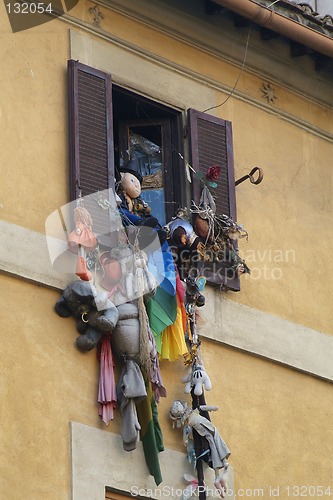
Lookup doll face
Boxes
[121,172,141,199]
[170,400,186,419]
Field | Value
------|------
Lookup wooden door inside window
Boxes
[119,119,172,225]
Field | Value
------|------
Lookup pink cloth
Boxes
[98,336,117,425]
[68,222,97,253]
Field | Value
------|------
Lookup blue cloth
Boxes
[148,241,176,297]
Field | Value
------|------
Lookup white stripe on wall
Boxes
[0,220,332,382]
[201,288,333,382]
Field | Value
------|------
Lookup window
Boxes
[68,60,239,290]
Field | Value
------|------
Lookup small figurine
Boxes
[170,399,230,498]
[166,208,201,251]
[185,275,206,308]
[67,205,97,281]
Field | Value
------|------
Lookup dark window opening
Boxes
[112,86,184,224]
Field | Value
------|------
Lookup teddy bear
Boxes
[182,364,212,396]
[55,280,166,453]
[55,280,119,351]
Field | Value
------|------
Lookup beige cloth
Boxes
[117,359,147,451]
[188,409,230,469]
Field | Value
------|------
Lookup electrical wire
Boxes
[130,13,265,180]
[202,23,253,113]
[201,0,280,114]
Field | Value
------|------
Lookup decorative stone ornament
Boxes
[89,4,104,28]
[261,82,277,104]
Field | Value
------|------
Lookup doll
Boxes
[170,399,230,498]
[117,166,166,245]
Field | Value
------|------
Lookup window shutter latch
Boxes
[235,166,263,186]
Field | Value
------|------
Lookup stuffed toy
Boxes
[182,364,212,396]
[55,280,155,365]
[99,244,158,304]
[165,208,205,252]
[117,166,167,246]
[55,280,119,351]
[111,302,140,362]
[67,205,97,281]
[164,209,205,279]
[55,280,166,462]
[185,275,206,308]
[170,400,230,498]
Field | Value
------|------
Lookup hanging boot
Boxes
[75,254,92,281]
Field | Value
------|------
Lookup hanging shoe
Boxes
[75,256,92,281]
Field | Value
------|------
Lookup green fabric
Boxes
[152,398,164,452]
[146,287,177,336]
[136,379,164,486]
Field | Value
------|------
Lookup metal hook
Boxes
[81,312,89,323]
[235,166,264,186]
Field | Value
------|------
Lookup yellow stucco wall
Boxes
[0,10,70,233]
[232,112,333,334]
[1,1,332,498]
[0,1,332,334]
[1,275,332,498]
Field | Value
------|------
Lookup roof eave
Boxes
[212,0,333,58]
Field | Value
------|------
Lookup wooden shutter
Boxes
[188,108,240,291]
[68,60,115,241]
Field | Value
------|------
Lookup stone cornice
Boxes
[69,29,333,143]
[47,0,333,110]
[95,0,333,108]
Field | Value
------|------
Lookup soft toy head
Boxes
[120,171,142,200]
[55,281,96,317]
[169,399,191,427]
[171,226,187,246]
[170,399,187,419]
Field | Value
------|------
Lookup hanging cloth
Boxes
[136,376,164,486]
[160,270,187,361]
[117,359,147,451]
[98,336,117,425]
[147,317,166,402]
